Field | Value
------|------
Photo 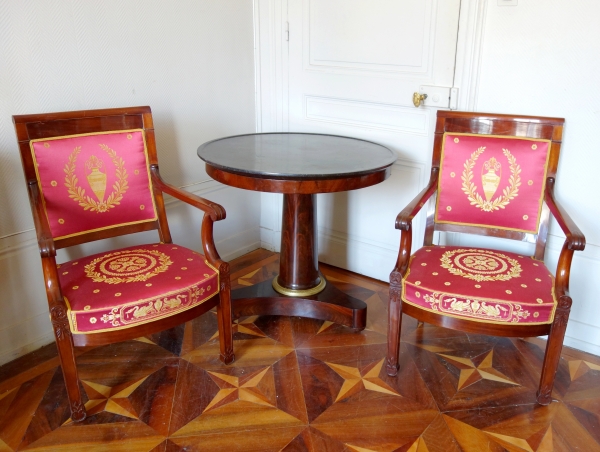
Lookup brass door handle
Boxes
[413,92,427,107]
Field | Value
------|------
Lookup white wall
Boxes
[473,0,600,355]
[0,1,260,364]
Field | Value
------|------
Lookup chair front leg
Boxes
[217,264,234,365]
[386,270,404,376]
[50,305,86,421]
[537,294,571,405]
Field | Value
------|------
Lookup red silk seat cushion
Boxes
[58,244,219,334]
[402,246,556,325]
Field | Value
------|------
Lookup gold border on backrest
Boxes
[30,129,159,241]
[435,132,551,234]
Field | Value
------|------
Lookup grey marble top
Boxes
[197,133,396,179]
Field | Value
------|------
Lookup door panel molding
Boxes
[253,0,488,130]
[305,0,435,76]
[253,0,289,133]
[304,95,430,135]
[453,0,488,111]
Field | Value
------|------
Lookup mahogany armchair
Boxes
[13,106,234,421]
[386,111,585,405]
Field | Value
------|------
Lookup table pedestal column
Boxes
[230,194,367,331]
[272,194,326,296]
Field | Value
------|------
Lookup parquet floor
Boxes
[0,249,599,451]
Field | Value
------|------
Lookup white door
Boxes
[286,0,461,280]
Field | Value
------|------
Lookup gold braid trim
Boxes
[461,147,521,212]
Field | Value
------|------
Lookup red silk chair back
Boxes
[30,130,158,240]
[435,133,550,234]
[15,107,171,249]
[426,112,564,260]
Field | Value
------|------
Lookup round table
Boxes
[198,133,396,330]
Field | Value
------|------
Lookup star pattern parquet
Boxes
[0,249,599,451]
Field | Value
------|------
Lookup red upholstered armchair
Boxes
[13,106,234,421]
[386,111,585,405]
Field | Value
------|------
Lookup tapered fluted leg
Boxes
[217,266,235,365]
[51,306,86,422]
[386,271,403,376]
[537,295,571,405]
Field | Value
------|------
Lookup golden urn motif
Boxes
[85,155,107,202]
[481,157,501,201]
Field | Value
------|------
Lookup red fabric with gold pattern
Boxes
[402,246,556,325]
[30,131,157,240]
[435,133,551,233]
[58,243,219,334]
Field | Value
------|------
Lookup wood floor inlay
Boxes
[0,249,599,451]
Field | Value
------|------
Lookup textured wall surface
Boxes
[0,1,259,364]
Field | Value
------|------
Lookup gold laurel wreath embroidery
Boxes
[461,147,521,212]
[64,145,129,213]
[85,249,172,284]
[440,249,522,282]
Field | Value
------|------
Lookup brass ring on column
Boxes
[272,274,326,297]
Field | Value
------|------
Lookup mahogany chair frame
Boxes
[386,110,586,405]
[13,106,234,421]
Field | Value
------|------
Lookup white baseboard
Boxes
[260,227,280,252]
[564,319,600,357]
[318,228,397,282]
[0,310,55,366]
[217,230,261,262]
[0,332,55,367]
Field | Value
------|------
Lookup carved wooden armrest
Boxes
[200,215,230,283]
[150,165,226,221]
[544,177,586,297]
[28,182,56,258]
[150,165,227,271]
[392,168,439,275]
[545,178,585,251]
[395,167,439,231]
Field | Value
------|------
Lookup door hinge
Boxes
[285,21,289,41]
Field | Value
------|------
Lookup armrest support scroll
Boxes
[150,165,226,221]
[393,167,439,275]
[544,178,585,251]
[395,167,439,231]
[28,182,56,258]
[544,178,586,297]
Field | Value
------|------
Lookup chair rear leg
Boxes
[537,295,571,405]
[217,271,234,365]
[50,306,86,421]
[386,271,403,376]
